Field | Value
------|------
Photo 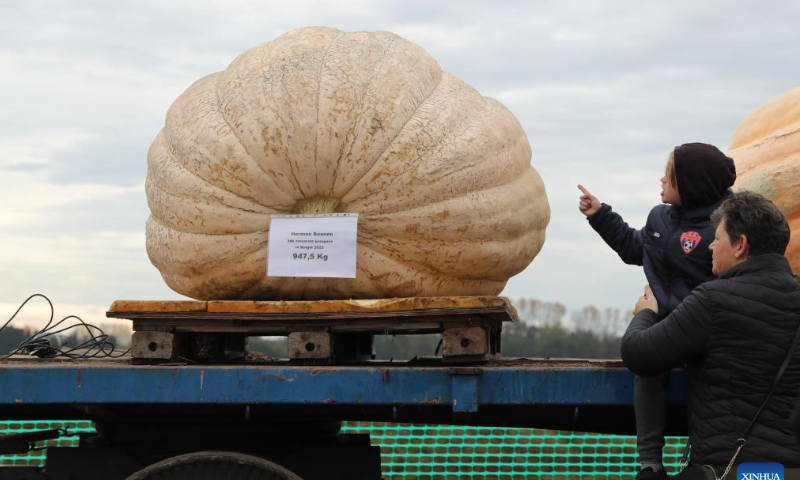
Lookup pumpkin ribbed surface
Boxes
[727,87,800,272]
[146,27,549,300]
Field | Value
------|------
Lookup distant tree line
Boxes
[2,299,632,360]
[0,326,33,356]
[248,299,632,360]
[503,298,630,359]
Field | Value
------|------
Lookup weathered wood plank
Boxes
[116,297,512,365]
[130,331,177,360]
[412,296,508,310]
[117,311,505,322]
[206,296,509,314]
[108,296,516,323]
[109,300,207,313]
[131,318,461,334]
[442,327,488,357]
[207,297,418,314]
[110,296,511,314]
[287,332,332,359]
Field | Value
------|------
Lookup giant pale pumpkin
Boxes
[146,27,550,300]
[727,87,800,272]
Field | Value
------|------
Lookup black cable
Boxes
[1,294,130,359]
[0,294,54,338]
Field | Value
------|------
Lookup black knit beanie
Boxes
[673,143,737,209]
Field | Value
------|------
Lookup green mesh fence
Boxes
[0,420,94,467]
[1,420,687,478]
[341,423,687,479]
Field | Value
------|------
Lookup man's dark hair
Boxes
[710,191,791,256]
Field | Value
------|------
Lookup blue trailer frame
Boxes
[0,360,688,407]
[0,358,688,479]
[0,358,686,424]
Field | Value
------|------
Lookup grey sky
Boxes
[1,1,799,326]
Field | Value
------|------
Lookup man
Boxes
[621,191,800,478]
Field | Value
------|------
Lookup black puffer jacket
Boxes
[588,197,726,319]
[794,395,800,445]
[622,253,800,466]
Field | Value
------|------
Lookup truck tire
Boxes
[125,451,304,480]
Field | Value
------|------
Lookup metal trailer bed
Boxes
[0,357,688,480]
[0,297,688,479]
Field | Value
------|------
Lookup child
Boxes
[578,143,736,480]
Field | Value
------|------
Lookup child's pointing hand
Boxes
[577,184,601,217]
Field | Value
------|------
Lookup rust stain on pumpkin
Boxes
[405,223,421,234]
[432,210,451,222]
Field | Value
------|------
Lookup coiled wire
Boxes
[0,294,129,358]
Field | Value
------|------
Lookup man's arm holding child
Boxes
[621,285,712,376]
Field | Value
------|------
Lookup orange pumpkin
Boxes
[727,87,800,273]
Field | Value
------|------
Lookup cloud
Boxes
[0,223,183,311]
[0,169,141,230]
[1,0,799,315]
[0,132,96,168]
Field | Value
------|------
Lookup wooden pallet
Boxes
[107,296,516,364]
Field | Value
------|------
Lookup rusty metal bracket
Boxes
[450,367,482,413]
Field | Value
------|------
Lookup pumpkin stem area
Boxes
[292,197,342,214]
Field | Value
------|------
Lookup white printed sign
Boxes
[267,213,358,278]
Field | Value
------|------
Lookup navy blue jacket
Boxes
[587,195,727,319]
